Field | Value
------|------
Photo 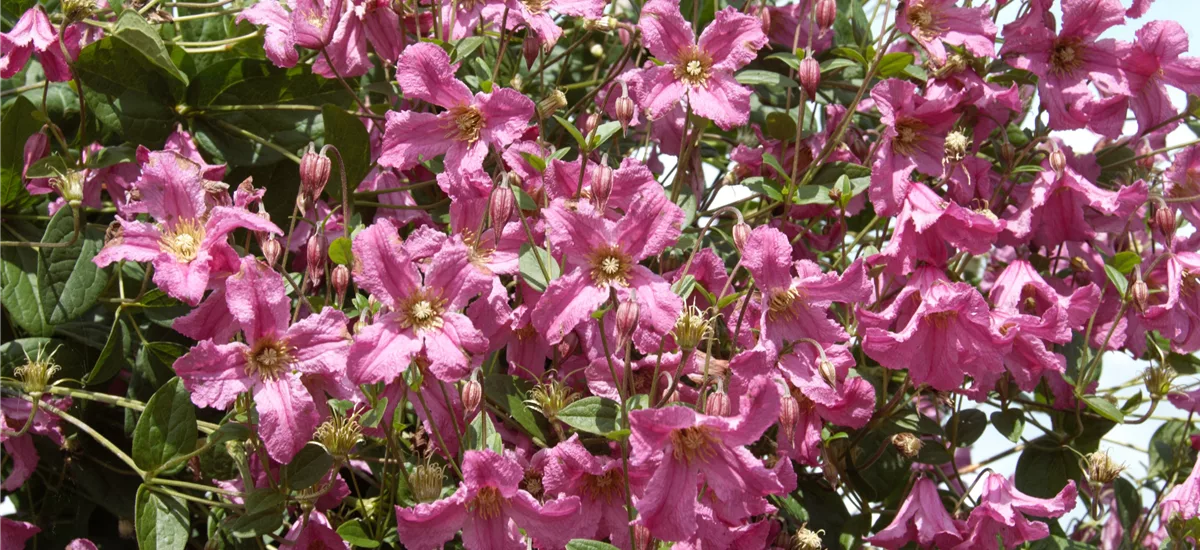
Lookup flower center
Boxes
[767,287,802,320]
[588,245,633,287]
[1050,38,1085,76]
[905,5,941,41]
[159,218,207,263]
[521,0,545,14]
[924,310,958,329]
[1182,270,1199,298]
[673,46,713,87]
[469,486,504,519]
[892,118,928,156]
[669,426,718,463]
[398,290,447,332]
[243,337,293,380]
[461,231,495,272]
[580,469,624,502]
[445,105,485,143]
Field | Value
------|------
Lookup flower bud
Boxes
[262,237,283,268]
[891,432,924,458]
[62,0,95,22]
[779,393,800,441]
[306,233,326,284]
[732,222,751,253]
[1069,256,1091,273]
[1049,149,1067,176]
[589,43,604,58]
[489,185,515,233]
[296,193,311,217]
[1143,364,1177,398]
[584,15,618,32]
[1155,205,1177,240]
[1085,451,1125,485]
[592,158,615,211]
[756,6,771,33]
[705,389,731,416]
[578,112,601,139]
[615,296,640,346]
[557,332,579,358]
[799,56,820,98]
[408,463,445,503]
[816,0,836,30]
[1130,278,1149,313]
[300,145,332,199]
[523,33,541,68]
[634,525,654,550]
[462,374,483,416]
[537,89,568,119]
[818,359,838,388]
[332,264,351,304]
[615,81,635,135]
[793,523,825,550]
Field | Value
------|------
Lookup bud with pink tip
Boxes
[816,0,836,30]
[489,185,515,237]
[262,237,283,268]
[1049,149,1067,176]
[332,264,351,304]
[757,6,771,33]
[578,112,601,138]
[523,33,541,68]
[634,525,654,550]
[462,373,483,416]
[306,233,326,285]
[557,332,579,359]
[779,392,800,441]
[799,56,820,98]
[615,81,635,135]
[733,222,751,253]
[1131,278,1149,313]
[615,295,640,346]
[705,388,731,416]
[1155,205,1177,241]
[300,144,332,199]
[592,156,614,211]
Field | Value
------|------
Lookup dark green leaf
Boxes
[111,11,189,87]
[567,541,621,550]
[1106,251,1141,275]
[86,316,131,385]
[207,422,252,446]
[764,111,797,141]
[453,36,487,61]
[589,121,622,150]
[671,274,696,299]
[23,155,71,179]
[1083,396,1124,423]
[37,205,109,325]
[556,396,622,435]
[284,442,333,490]
[337,518,381,548]
[133,378,198,474]
[1113,476,1141,531]
[322,104,371,195]
[1015,436,1083,499]
[553,115,588,151]
[135,486,189,550]
[1,245,50,336]
[990,409,1025,443]
[0,95,40,208]
[483,375,548,444]
[1149,420,1195,478]
[945,409,987,447]
[876,52,915,77]
[226,489,286,538]
[913,443,953,465]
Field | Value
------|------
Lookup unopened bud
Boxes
[332,264,351,304]
[589,43,604,58]
[615,296,640,346]
[300,145,332,199]
[538,89,568,119]
[262,237,282,268]
[1155,206,1177,240]
[705,389,731,416]
[1049,149,1067,176]
[523,33,541,68]
[557,332,579,358]
[792,523,825,550]
[489,186,515,233]
[1130,279,1149,312]
[891,432,924,458]
[461,374,483,416]
[408,463,445,503]
[799,56,820,98]
[615,81,635,135]
[584,15,618,32]
[732,222,751,253]
[1069,256,1091,273]
[816,0,836,30]
[578,112,601,138]
[1085,451,1125,485]
[306,234,326,284]
[779,393,800,441]
[1143,364,1176,398]
[757,6,771,33]
[296,193,311,216]
[592,158,614,211]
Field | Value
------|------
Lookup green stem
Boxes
[22,394,145,478]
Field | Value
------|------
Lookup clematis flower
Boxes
[544,156,661,215]
[394,449,581,550]
[0,6,84,82]
[628,376,782,542]
[347,218,490,385]
[759,2,831,52]
[284,510,348,549]
[237,1,301,67]
[1004,162,1147,248]
[313,0,413,77]
[635,0,768,129]
[989,258,1100,331]
[532,190,684,351]
[740,226,870,347]
[1117,21,1200,135]
[543,435,649,548]
[953,474,1077,549]
[999,0,1129,133]
[1,395,70,491]
[0,518,40,548]
[173,257,351,462]
[1160,452,1200,521]
[495,0,606,49]
[877,182,1005,275]
[868,79,960,216]
[863,282,1006,392]
[1166,144,1200,227]
[865,477,964,549]
[897,0,996,63]
[380,43,535,178]
[93,151,281,305]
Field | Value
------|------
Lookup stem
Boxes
[207,119,302,163]
[0,202,81,249]
[22,394,145,478]
[596,315,638,544]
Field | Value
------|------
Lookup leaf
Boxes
[453,36,487,61]
[990,409,1025,443]
[23,154,72,179]
[135,485,189,550]
[913,443,953,465]
[671,274,696,300]
[83,145,138,170]
[0,95,40,208]
[1015,435,1083,499]
[519,151,547,173]
[735,69,799,88]
[1113,476,1141,531]
[337,518,381,548]
[1149,420,1194,478]
[518,244,560,292]
[464,411,500,451]
[207,422,252,446]
[766,52,801,70]
[483,375,548,444]
[945,409,987,447]
[553,115,589,151]
[328,236,354,265]
[321,104,371,196]
[226,489,286,538]
[876,52,914,77]
[111,11,189,87]
[556,396,622,435]
[1083,396,1124,423]
[761,152,791,184]
[133,378,198,474]
[37,205,110,325]
[1106,251,1141,275]
[85,316,131,385]
[567,541,621,550]
[764,111,797,141]
[829,47,867,66]
[588,121,623,150]
[73,28,180,147]
[743,177,784,201]
[1,245,50,336]
[284,442,333,490]
[1103,264,1129,297]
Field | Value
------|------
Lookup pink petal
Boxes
[286,307,351,375]
[477,88,536,147]
[396,42,473,109]
[254,375,319,463]
[351,218,421,307]
[347,315,423,385]
[639,0,696,62]
[380,110,457,170]
[686,71,752,130]
[531,269,609,344]
[698,7,767,72]
[396,489,470,550]
[225,257,290,342]
[174,340,253,409]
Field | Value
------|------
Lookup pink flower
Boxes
[1161,452,1200,521]
[313,0,410,77]
[634,0,767,129]
[395,449,581,550]
[347,218,490,385]
[628,376,783,542]
[865,477,964,549]
[1,396,70,491]
[1000,0,1129,133]
[380,43,534,178]
[1165,144,1200,227]
[532,191,684,351]
[284,510,348,549]
[0,517,39,548]
[495,0,606,49]
[953,474,1077,549]
[897,0,996,63]
[237,0,344,67]
[741,226,870,347]
[237,1,301,67]
[0,6,84,82]
[66,539,98,550]
[1120,20,1200,136]
[863,282,1006,392]
[877,182,1005,275]
[1004,160,1147,248]
[543,435,648,548]
[868,78,960,216]
[173,257,351,462]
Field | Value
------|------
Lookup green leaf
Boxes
[945,409,987,447]
[714,291,743,310]
[830,47,868,66]
[518,244,560,293]
[226,489,286,538]
[1015,435,1083,499]
[1083,396,1124,423]
[913,443,953,465]
[990,409,1025,443]
[23,154,72,179]
[1103,264,1129,297]
[2,245,51,336]
[73,27,180,147]
[337,518,381,548]
[0,95,40,208]
[1113,476,1141,531]
[85,316,131,385]
[876,52,914,77]
[284,442,333,490]
[1149,420,1194,478]
[483,375,549,444]
[135,485,189,550]
[671,274,697,299]
[112,11,189,87]
[567,541,621,550]
[453,36,487,61]
[133,378,198,474]
[735,69,798,88]
[1106,251,1141,275]
[519,151,547,173]
[766,52,801,70]
[556,396,622,435]
[464,411,500,451]
[328,236,354,265]
[764,111,797,141]
[742,177,784,201]
[588,121,623,150]
[761,152,791,184]
[322,104,371,196]
[83,145,138,170]
[553,115,589,152]
[37,206,110,325]
[207,422,252,446]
